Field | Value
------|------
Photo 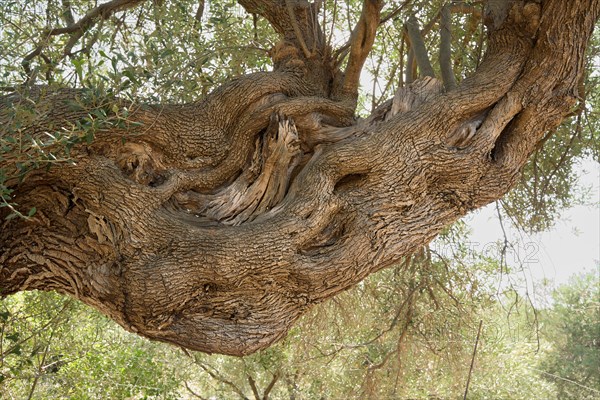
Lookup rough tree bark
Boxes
[1,0,598,355]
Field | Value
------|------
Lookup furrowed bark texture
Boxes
[1,0,598,355]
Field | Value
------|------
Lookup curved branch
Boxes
[339,0,384,100]
[47,0,146,37]
[1,0,597,359]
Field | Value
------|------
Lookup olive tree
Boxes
[1,0,598,356]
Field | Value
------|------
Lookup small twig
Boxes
[248,375,261,400]
[184,381,208,400]
[495,201,509,278]
[380,0,412,24]
[463,320,483,400]
[263,371,280,400]
[327,0,337,49]
[196,362,248,398]
[527,367,600,395]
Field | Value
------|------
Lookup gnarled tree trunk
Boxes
[1,0,598,355]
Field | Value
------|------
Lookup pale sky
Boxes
[466,158,599,296]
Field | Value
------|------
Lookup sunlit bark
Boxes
[1,0,598,355]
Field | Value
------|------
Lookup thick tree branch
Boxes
[1,0,598,358]
[285,0,313,58]
[440,5,457,90]
[405,15,435,78]
[339,0,384,101]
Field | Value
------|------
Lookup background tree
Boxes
[540,271,600,400]
[0,0,598,360]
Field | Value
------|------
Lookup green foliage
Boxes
[0,0,274,101]
[0,291,186,399]
[0,85,139,219]
[540,270,600,400]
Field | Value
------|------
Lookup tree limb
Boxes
[440,4,457,90]
[1,0,597,358]
[340,0,384,100]
[285,0,312,58]
[405,14,435,78]
[248,375,261,400]
[263,371,280,399]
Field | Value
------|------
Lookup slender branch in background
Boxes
[527,367,600,395]
[26,328,56,400]
[334,0,410,68]
[194,0,205,30]
[47,0,145,36]
[463,320,483,400]
[539,118,582,195]
[0,300,73,360]
[21,0,149,80]
[374,50,400,105]
[371,51,383,111]
[396,33,405,88]
[457,11,481,68]
[61,0,75,25]
[422,4,481,39]
[184,381,208,400]
[56,0,146,56]
[21,41,48,81]
[405,14,434,78]
[64,17,105,57]
[440,4,457,90]
[263,371,280,400]
[195,362,248,398]
[380,0,412,25]
[248,375,261,400]
[495,200,509,277]
[327,0,337,49]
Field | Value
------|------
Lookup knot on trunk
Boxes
[270,41,307,74]
[175,113,302,225]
